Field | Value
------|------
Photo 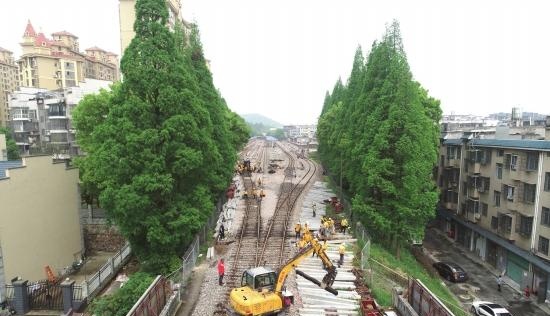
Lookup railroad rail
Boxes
[214,140,318,315]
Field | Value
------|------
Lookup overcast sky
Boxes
[1,1,549,125]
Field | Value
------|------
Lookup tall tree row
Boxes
[317,21,441,256]
[73,0,249,272]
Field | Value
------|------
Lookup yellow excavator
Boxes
[230,232,338,315]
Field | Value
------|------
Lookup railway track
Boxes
[214,140,318,315]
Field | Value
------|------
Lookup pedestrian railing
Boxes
[81,243,131,298]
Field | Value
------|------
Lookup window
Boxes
[463,181,468,196]
[523,183,536,204]
[491,216,498,230]
[504,185,514,201]
[447,146,456,159]
[545,172,550,192]
[497,149,504,157]
[510,155,518,171]
[481,203,488,216]
[518,215,533,236]
[538,236,549,256]
[542,207,550,227]
[496,163,503,179]
[498,214,512,234]
[526,153,538,171]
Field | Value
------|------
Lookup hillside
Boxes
[241,113,283,128]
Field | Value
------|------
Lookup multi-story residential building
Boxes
[119,0,192,55]
[438,137,550,303]
[84,47,119,82]
[8,79,111,156]
[0,156,82,302]
[0,47,19,127]
[18,21,118,90]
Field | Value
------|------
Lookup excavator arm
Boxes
[274,235,338,296]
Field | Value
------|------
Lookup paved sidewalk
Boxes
[423,227,550,316]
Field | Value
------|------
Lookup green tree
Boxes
[73,0,246,272]
[317,21,441,258]
[90,272,153,316]
[0,127,20,160]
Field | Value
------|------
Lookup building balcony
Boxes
[444,202,458,211]
[445,158,460,168]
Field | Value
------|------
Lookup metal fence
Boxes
[81,243,131,298]
[408,278,462,316]
[27,280,63,310]
[126,276,171,316]
[354,222,371,270]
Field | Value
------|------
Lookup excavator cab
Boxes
[241,267,276,291]
[231,267,283,315]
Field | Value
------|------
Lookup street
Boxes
[423,228,548,316]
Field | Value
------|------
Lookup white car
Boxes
[471,301,513,316]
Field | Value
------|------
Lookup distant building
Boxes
[0,47,19,127]
[441,110,550,140]
[17,20,118,90]
[283,125,317,139]
[119,0,192,55]
[437,137,550,301]
[0,156,82,301]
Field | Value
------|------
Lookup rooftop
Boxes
[443,138,550,151]
[0,160,24,179]
[52,30,78,38]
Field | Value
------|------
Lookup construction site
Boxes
[185,139,431,316]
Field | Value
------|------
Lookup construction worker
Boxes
[341,218,349,234]
[338,243,346,267]
[323,219,331,238]
[329,218,335,235]
[294,222,302,240]
[219,222,225,240]
[297,238,307,252]
[302,222,309,235]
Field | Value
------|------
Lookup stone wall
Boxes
[83,224,125,253]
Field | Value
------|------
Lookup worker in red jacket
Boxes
[218,258,225,286]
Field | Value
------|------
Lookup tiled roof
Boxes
[0,160,24,179]
[34,32,51,47]
[23,20,36,37]
[0,47,12,53]
[85,46,106,52]
[472,139,550,151]
[52,30,78,38]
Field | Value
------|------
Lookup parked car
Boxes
[432,261,468,282]
[471,301,513,316]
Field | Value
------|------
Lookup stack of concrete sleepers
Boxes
[296,239,360,316]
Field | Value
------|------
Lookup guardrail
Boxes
[81,243,131,298]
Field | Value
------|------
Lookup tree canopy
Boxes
[73,0,248,272]
[317,21,441,257]
[0,127,20,160]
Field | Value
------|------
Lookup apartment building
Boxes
[438,138,550,303]
[119,0,192,55]
[0,47,19,127]
[8,79,111,156]
[84,47,119,81]
[18,21,118,90]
